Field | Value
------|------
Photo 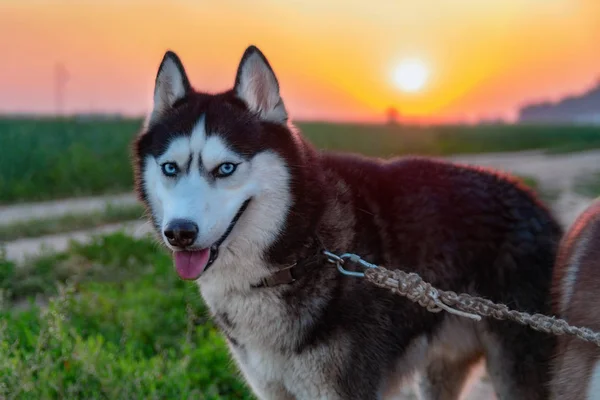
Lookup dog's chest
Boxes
[200,288,338,398]
[232,344,289,383]
[201,284,293,347]
[211,299,326,398]
[230,339,338,399]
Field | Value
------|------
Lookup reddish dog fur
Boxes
[551,198,600,399]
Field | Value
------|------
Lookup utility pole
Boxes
[54,63,69,116]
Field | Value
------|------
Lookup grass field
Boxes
[1,116,599,204]
[0,232,253,399]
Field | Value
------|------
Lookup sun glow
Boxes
[393,59,430,93]
[2,1,599,122]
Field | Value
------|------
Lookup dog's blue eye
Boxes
[161,162,179,177]
[215,162,237,178]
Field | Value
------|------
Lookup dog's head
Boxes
[133,46,308,283]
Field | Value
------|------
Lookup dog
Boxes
[550,198,600,400]
[132,45,564,399]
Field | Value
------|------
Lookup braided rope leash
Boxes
[324,251,600,347]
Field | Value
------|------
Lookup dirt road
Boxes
[449,149,600,228]
[0,193,138,225]
[2,221,153,263]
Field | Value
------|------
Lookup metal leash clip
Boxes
[323,251,378,278]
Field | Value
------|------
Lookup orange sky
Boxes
[1,0,599,123]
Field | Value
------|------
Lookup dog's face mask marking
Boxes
[136,47,294,281]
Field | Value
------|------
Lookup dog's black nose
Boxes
[164,219,199,248]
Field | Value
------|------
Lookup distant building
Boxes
[518,80,600,125]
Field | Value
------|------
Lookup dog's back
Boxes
[320,154,564,399]
[551,199,600,400]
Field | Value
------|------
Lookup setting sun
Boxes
[1,0,599,123]
[393,59,430,93]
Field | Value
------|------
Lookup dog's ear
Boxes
[149,50,191,124]
[234,45,288,124]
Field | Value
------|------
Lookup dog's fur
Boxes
[550,199,600,400]
[132,45,563,399]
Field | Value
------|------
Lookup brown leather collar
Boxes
[252,237,327,288]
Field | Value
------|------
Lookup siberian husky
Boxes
[133,45,563,399]
[550,198,600,400]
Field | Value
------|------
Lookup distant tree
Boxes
[386,107,400,125]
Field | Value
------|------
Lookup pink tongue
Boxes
[174,249,210,280]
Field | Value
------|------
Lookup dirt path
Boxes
[2,221,153,263]
[448,149,600,193]
[0,193,137,225]
[449,149,600,228]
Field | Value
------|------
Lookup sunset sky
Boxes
[1,0,599,123]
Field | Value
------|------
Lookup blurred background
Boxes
[0,1,599,398]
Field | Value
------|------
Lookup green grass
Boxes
[1,116,600,204]
[0,232,253,399]
[574,172,600,198]
[515,174,539,191]
[301,122,600,157]
[519,174,560,205]
[512,174,561,205]
[0,203,145,242]
[0,117,139,205]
